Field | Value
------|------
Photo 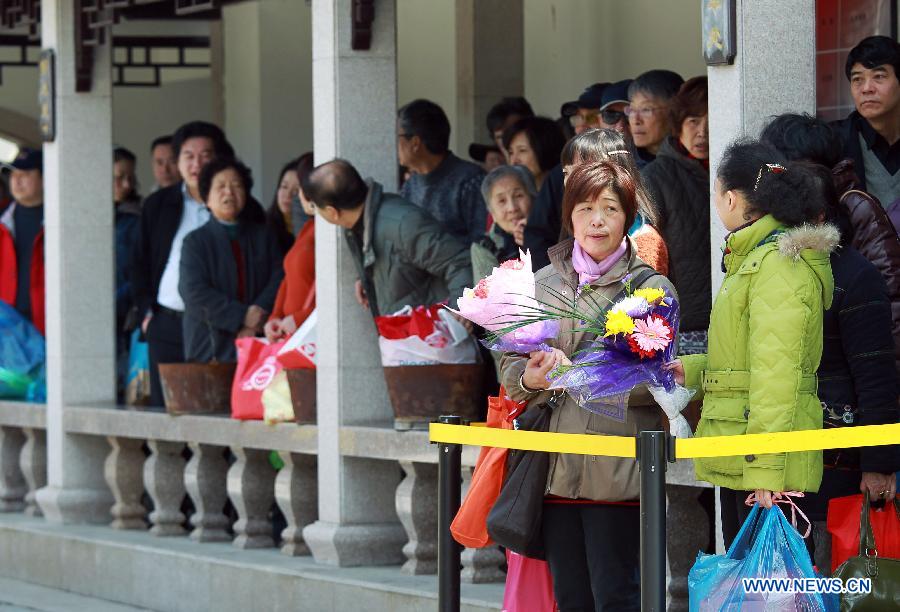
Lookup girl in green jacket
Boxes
[669,140,838,548]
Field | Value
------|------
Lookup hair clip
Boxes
[606,149,630,156]
[753,163,786,191]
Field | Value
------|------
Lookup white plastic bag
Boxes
[278,309,317,366]
[375,305,479,366]
[649,384,695,438]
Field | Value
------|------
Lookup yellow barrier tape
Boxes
[429,423,636,457]
[675,423,900,459]
[429,422,900,460]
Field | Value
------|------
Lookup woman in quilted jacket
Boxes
[669,140,839,548]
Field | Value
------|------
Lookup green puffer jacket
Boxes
[681,215,839,493]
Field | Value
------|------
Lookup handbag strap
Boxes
[858,495,877,558]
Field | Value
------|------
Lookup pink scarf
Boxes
[572,238,628,287]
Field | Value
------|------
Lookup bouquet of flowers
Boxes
[451,250,559,353]
[452,255,693,436]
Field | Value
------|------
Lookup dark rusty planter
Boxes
[382,363,485,430]
[285,368,317,424]
[158,362,236,416]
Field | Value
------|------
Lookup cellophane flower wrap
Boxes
[451,250,559,353]
[546,280,694,433]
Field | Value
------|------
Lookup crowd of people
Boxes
[1,32,899,612]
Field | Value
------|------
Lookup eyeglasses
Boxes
[600,109,627,125]
[624,106,662,119]
[569,112,600,129]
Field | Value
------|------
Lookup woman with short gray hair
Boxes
[471,165,537,282]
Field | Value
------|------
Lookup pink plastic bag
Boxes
[231,337,286,420]
[503,550,558,612]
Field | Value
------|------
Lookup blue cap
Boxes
[600,80,633,110]
[2,148,43,172]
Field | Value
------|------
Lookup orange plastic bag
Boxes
[450,387,525,548]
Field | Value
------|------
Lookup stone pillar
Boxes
[144,440,187,537]
[184,443,231,543]
[303,0,406,567]
[19,428,47,517]
[274,452,317,556]
[227,446,276,549]
[104,437,146,530]
[707,0,816,290]
[0,427,27,512]
[455,0,524,152]
[222,0,313,205]
[396,461,438,575]
[35,0,116,524]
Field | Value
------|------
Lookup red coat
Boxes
[269,218,315,327]
[0,205,45,335]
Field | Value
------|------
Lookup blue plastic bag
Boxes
[125,329,150,405]
[0,302,46,402]
[688,504,838,611]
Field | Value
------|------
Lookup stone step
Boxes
[0,576,153,612]
[0,514,502,612]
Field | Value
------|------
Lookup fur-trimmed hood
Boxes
[776,223,841,260]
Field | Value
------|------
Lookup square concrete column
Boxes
[302,0,406,566]
[35,0,116,524]
[707,0,816,290]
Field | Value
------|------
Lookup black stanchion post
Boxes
[638,430,668,612]
[438,415,462,612]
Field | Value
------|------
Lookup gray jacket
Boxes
[345,181,473,317]
[499,238,677,502]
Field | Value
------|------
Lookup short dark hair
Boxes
[397,99,451,155]
[562,161,639,235]
[669,76,708,136]
[295,152,315,199]
[560,128,657,225]
[760,113,844,169]
[303,159,369,211]
[628,69,684,101]
[486,97,535,134]
[717,139,824,227]
[113,146,136,164]
[845,35,900,81]
[502,116,566,174]
[150,135,173,153]
[802,160,852,245]
[172,121,235,160]
[198,156,253,204]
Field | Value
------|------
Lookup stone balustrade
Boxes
[0,400,714,607]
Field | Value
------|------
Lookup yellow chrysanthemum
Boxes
[633,287,665,305]
[604,310,635,337]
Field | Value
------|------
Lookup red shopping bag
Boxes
[231,337,286,420]
[450,388,525,548]
[503,550,558,612]
[827,493,900,572]
[375,305,478,366]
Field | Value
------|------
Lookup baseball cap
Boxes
[600,80,633,111]
[469,142,502,162]
[1,148,43,172]
[561,83,610,117]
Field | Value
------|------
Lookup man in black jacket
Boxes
[832,36,900,208]
[131,121,237,407]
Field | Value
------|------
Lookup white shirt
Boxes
[156,183,210,311]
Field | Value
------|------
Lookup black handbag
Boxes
[485,393,560,559]
[832,495,900,611]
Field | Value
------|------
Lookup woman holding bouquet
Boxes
[669,140,837,549]
[499,161,677,611]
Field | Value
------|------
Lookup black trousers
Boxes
[146,309,185,407]
[541,502,640,612]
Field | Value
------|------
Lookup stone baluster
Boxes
[144,440,187,536]
[667,484,713,611]
[274,451,317,556]
[0,426,27,512]
[184,442,231,543]
[395,460,438,575]
[459,467,505,583]
[227,446,276,549]
[104,436,147,530]
[18,428,46,517]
